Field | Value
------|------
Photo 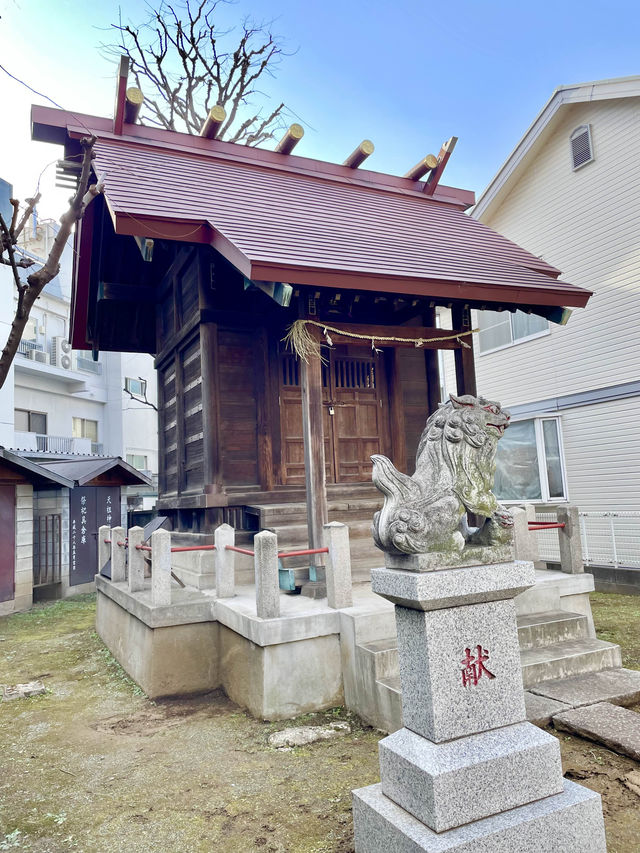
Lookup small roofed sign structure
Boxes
[30,62,591,578]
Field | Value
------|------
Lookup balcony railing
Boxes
[36,435,74,453]
[12,432,102,455]
[17,340,44,356]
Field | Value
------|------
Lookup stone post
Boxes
[254,530,280,619]
[127,526,145,593]
[214,523,236,598]
[151,529,172,606]
[324,521,353,609]
[557,504,584,574]
[524,503,540,563]
[98,525,111,575]
[352,557,606,851]
[110,526,126,582]
[511,507,532,562]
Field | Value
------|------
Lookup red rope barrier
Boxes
[225,546,255,556]
[528,523,566,530]
[170,545,216,553]
[277,547,329,559]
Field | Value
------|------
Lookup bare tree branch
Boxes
[0,137,103,390]
[12,194,41,244]
[123,379,158,411]
[101,0,295,144]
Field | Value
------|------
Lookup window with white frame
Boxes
[125,377,147,396]
[72,417,98,442]
[476,310,549,354]
[126,453,148,471]
[493,417,567,502]
[15,409,47,434]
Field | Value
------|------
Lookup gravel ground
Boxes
[0,593,639,852]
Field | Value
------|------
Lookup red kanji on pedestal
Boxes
[461,645,496,687]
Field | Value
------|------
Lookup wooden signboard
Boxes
[69,486,120,586]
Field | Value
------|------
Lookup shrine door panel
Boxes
[0,485,15,602]
[279,355,334,485]
[331,355,385,482]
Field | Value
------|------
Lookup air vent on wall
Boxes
[570,125,594,170]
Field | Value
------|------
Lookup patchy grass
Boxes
[1,592,640,851]
[591,592,640,670]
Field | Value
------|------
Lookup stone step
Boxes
[355,611,596,683]
[520,638,621,689]
[265,518,375,545]
[517,610,590,650]
[529,667,640,709]
[365,639,623,723]
[359,637,399,682]
[249,498,382,527]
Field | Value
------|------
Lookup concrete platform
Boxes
[95,566,623,729]
[553,702,640,760]
[530,667,640,708]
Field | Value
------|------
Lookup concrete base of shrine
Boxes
[95,574,343,715]
[352,780,606,852]
[95,567,608,722]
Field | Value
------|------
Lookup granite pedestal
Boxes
[352,559,607,852]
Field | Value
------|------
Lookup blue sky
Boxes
[1,0,639,217]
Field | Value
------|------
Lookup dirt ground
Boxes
[1,592,640,852]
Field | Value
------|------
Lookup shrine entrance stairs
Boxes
[246,486,382,585]
[342,569,622,734]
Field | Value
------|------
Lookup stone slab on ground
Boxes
[268,721,350,748]
[352,780,606,852]
[524,691,571,726]
[553,702,640,761]
[530,667,640,708]
[2,681,46,701]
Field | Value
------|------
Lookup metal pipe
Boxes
[277,547,329,558]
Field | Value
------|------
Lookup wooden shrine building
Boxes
[31,91,591,559]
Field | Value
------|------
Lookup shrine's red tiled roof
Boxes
[33,105,591,309]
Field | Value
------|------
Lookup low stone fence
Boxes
[512,504,583,574]
[97,521,353,615]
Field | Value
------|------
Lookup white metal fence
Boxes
[535,511,640,569]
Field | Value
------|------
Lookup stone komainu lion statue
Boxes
[371,394,514,555]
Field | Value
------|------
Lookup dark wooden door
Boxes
[279,348,387,485]
[329,353,386,482]
[0,485,15,602]
[279,354,335,485]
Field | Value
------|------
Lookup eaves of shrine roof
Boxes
[32,105,592,310]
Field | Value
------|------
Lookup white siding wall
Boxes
[475,97,640,406]
[561,396,640,513]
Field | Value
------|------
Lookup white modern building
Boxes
[468,76,640,569]
[0,212,159,511]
